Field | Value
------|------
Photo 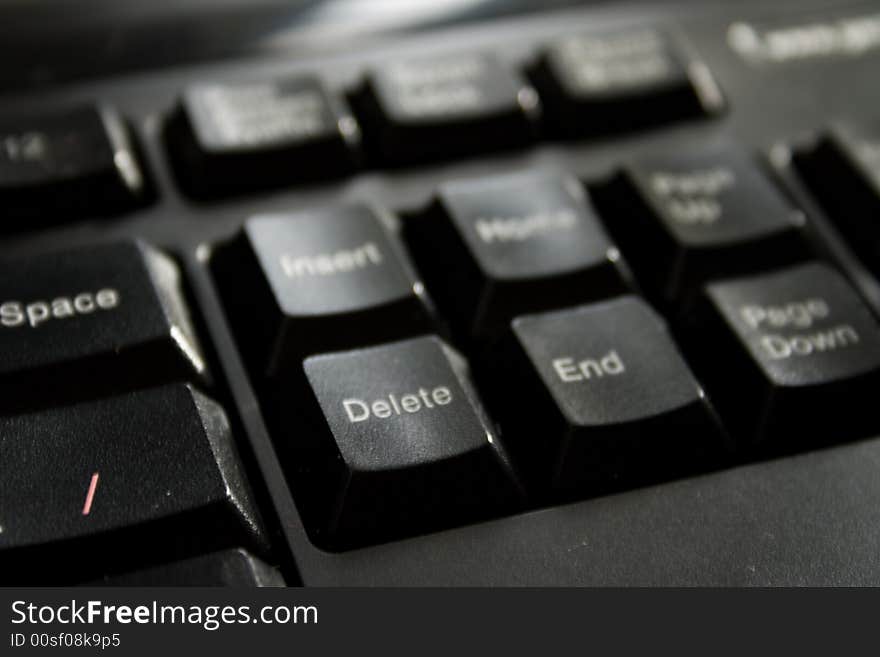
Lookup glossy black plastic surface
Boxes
[3,0,880,585]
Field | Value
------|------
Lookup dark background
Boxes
[0,0,769,90]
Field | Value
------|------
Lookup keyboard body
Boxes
[3,0,880,585]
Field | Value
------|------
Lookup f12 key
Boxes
[0,104,146,225]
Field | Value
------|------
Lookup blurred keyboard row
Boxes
[1,27,724,219]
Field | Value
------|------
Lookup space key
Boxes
[0,240,206,413]
[306,439,880,585]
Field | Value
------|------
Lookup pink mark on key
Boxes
[82,472,100,516]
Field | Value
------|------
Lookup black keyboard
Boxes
[3,0,880,585]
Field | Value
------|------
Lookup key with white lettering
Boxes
[796,122,880,271]
[406,171,630,342]
[691,262,880,448]
[485,296,724,495]
[350,53,540,166]
[593,143,811,307]
[292,335,521,546]
[0,240,206,413]
[0,104,146,224]
[529,28,724,137]
[0,384,267,584]
[213,206,433,378]
[166,76,361,198]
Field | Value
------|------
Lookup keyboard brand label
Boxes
[343,386,453,422]
[649,167,736,225]
[280,242,384,278]
[475,208,579,243]
[0,289,120,328]
[728,13,880,65]
[553,350,625,382]
[740,298,861,360]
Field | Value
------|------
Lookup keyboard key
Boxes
[0,240,206,413]
[0,104,146,223]
[486,297,724,494]
[406,171,630,342]
[214,206,433,378]
[294,335,522,546]
[167,76,361,198]
[350,53,540,166]
[0,384,267,584]
[94,549,285,586]
[692,263,880,448]
[796,122,880,269]
[593,143,810,307]
[529,28,724,137]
